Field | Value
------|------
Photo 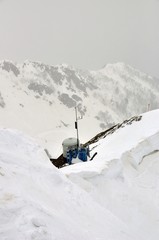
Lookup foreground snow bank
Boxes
[2,109,159,240]
[0,129,133,240]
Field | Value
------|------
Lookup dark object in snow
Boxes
[78,147,88,161]
[49,145,90,168]
[90,152,97,161]
[50,154,67,168]
[83,115,142,147]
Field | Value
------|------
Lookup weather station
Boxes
[62,106,90,165]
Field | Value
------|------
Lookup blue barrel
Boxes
[66,150,72,165]
[78,148,87,161]
[72,148,78,158]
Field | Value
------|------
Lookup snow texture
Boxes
[1,110,159,239]
[0,129,130,240]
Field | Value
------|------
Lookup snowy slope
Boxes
[0,128,134,240]
[1,110,159,239]
[61,109,159,239]
[0,60,159,156]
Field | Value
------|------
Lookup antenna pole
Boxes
[75,106,79,148]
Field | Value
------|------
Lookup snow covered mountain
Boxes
[1,109,159,240]
[0,60,158,156]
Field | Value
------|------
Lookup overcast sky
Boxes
[0,0,159,77]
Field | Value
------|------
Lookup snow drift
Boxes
[0,129,131,240]
[61,109,159,239]
[1,109,159,239]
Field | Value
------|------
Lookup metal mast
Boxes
[75,106,79,149]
